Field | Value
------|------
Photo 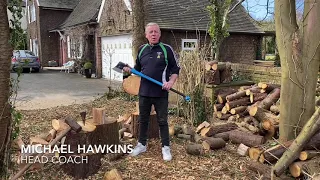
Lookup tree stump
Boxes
[61,117,120,179]
[131,112,160,139]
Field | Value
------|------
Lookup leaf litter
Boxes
[8,94,264,180]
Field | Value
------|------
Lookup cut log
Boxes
[299,150,320,161]
[212,63,226,71]
[221,106,228,114]
[177,134,192,140]
[220,62,232,83]
[262,84,281,92]
[273,108,320,176]
[119,128,127,138]
[196,121,210,133]
[200,123,238,137]
[213,104,224,112]
[219,114,232,120]
[169,125,182,136]
[213,132,230,141]
[193,133,203,143]
[217,89,238,103]
[258,88,281,110]
[185,143,205,155]
[229,130,265,147]
[239,86,253,91]
[226,91,247,102]
[239,121,259,133]
[182,124,195,135]
[245,87,262,96]
[52,119,69,132]
[122,75,141,95]
[270,105,280,114]
[29,137,49,145]
[225,97,251,111]
[92,108,106,124]
[205,61,216,71]
[77,121,97,132]
[259,140,292,164]
[104,168,123,180]
[123,132,133,140]
[249,93,268,103]
[13,137,25,150]
[131,112,159,139]
[249,106,279,124]
[289,157,320,178]
[227,115,237,122]
[246,161,271,180]
[38,129,57,142]
[237,143,250,156]
[202,137,226,150]
[205,70,220,84]
[248,147,264,161]
[230,106,247,115]
[236,111,250,119]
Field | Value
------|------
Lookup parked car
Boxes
[11,50,41,72]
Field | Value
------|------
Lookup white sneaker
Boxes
[162,146,172,161]
[130,142,146,156]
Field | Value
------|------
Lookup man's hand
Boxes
[162,81,174,91]
[123,67,131,73]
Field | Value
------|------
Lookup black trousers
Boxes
[138,95,169,147]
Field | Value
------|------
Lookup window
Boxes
[29,3,36,22]
[67,36,83,59]
[181,39,198,51]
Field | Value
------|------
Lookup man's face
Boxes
[145,25,161,45]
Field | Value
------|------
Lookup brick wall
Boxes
[220,34,262,64]
[231,63,281,84]
[95,36,102,78]
[38,8,71,66]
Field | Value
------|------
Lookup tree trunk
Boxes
[132,0,146,64]
[0,0,12,175]
[275,0,320,141]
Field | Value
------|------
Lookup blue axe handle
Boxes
[131,69,191,102]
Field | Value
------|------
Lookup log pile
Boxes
[205,61,232,85]
[213,82,281,142]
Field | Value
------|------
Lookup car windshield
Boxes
[13,50,36,57]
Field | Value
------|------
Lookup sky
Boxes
[242,0,304,21]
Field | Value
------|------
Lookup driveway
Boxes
[11,70,122,110]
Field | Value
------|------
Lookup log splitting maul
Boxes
[11,117,82,180]
[113,61,191,102]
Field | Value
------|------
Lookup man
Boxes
[123,22,180,161]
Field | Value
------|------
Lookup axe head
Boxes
[112,61,130,73]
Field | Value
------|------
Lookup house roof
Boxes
[58,0,102,29]
[146,0,264,34]
[38,0,80,10]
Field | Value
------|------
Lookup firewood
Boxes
[246,161,271,180]
[219,114,232,120]
[186,143,205,155]
[131,112,159,139]
[13,137,25,150]
[217,89,238,103]
[77,121,97,132]
[29,137,49,145]
[262,83,281,92]
[38,129,57,142]
[196,121,210,133]
[225,97,251,111]
[212,63,226,71]
[205,60,217,71]
[221,106,228,114]
[227,115,237,122]
[92,108,106,124]
[248,147,264,160]
[237,143,250,156]
[182,124,195,135]
[226,91,247,102]
[220,62,232,83]
[216,112,223,119]
[239,121,259,133]
[213,132,230,141]
[249,106,279,124]
[229,130,265,147]
[193,133,203,143]
[177,134,192,140]
[258,88,281,110]
[169,125,182,136]
[213,104,224,112]
[123,132,133,140]
[52,119,69,132]
[270,105,280,114]
[104,168,123,180]
[249,93,268,103]
[236,111,249,119]
[119,128,127,138]
[259,140,293,164]
[245,87,262,95]
[299,150,320,161]
[239,86,252,91]
[200,123,238,137]
[202,137,226,150]
[230,106,247,115]
[122,75,141,95]
[289,157,320,178]
[258,82,268,89]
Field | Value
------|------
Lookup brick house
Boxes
[96,0,265,81]
[26,0,80,67]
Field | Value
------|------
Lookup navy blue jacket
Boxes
[134,42,180,97]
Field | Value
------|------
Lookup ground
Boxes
[7,70,268,179]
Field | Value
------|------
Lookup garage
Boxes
[101,34,134,81]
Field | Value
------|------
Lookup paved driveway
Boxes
[11,70,122,110]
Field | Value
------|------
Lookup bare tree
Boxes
[275,0,320,141]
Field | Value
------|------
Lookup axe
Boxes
[113,61,191,102]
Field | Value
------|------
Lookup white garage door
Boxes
[101,34,134,81]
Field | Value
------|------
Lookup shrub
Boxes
[84,62,92,69]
